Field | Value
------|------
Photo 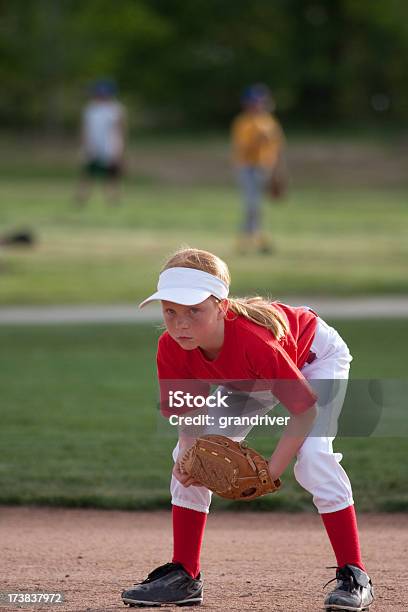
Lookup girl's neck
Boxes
[199,319,225,361]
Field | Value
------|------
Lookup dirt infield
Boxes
[1,508,406,612]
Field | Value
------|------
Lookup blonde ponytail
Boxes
[228,296,289,340]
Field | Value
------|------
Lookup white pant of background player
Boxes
[170,317,354,515]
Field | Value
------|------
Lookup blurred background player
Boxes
[75,78,126,206]
[231,83,286,254]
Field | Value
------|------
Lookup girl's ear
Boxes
[218,299,229,318]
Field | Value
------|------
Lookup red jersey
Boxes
[157,302,318,416]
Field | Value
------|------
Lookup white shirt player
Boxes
[82,100,125,164]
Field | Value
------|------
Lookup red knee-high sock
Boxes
[321,505,366,572]
[172,505,207,578]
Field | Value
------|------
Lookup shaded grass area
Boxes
[0,174,407,303]
[0,320,407,511]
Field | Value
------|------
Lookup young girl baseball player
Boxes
[122,248,374,611]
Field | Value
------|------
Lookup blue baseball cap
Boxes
[90,78,118,97]
[241,83,271,105]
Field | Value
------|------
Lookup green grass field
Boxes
[1,136,407,512]
[0,136,407,304]
[1,319,407,512]
[1,182,407,303]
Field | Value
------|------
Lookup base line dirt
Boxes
[0,507,406,611]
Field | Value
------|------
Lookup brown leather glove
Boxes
[179,434,281,501]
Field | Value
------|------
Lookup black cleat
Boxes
[324,564,374,611]
[121,562,203,607]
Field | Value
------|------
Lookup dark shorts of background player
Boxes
[84,159,122,179]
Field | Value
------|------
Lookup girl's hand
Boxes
[172,458,203,488]
[267,461,281,484]
[173,438,204,488]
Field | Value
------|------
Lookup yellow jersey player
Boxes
[231,83,285,254]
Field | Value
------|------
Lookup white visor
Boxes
[139,267,229,308]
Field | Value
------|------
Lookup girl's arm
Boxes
[268,404,317,481]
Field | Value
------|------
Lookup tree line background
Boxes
[0,0,407,131]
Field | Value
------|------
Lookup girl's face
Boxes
[161,297,226,351]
